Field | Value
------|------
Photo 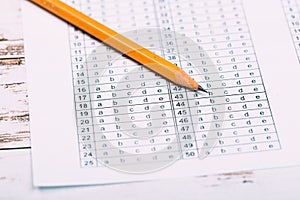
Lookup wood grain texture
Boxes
[0,0,30,149]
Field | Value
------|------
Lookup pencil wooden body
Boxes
[29,0,199,90]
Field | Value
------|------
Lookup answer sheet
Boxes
[23,0,300,186]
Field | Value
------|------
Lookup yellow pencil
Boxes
[29,0,207,92]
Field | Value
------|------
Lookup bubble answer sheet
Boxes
[23,0,300,186]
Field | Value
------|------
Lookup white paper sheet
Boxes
[23,0,300,186]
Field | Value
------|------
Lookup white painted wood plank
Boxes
[1,150,300,200]
[0,0,23,41]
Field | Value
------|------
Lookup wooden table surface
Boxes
[0,0,29,150]
[1,0,300,199]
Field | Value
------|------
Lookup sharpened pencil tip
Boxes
[197,85,208,93]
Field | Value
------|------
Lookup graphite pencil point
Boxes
[197,85,208,93]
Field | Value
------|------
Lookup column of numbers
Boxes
[68,0,98,167]
[154,0,201,159]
